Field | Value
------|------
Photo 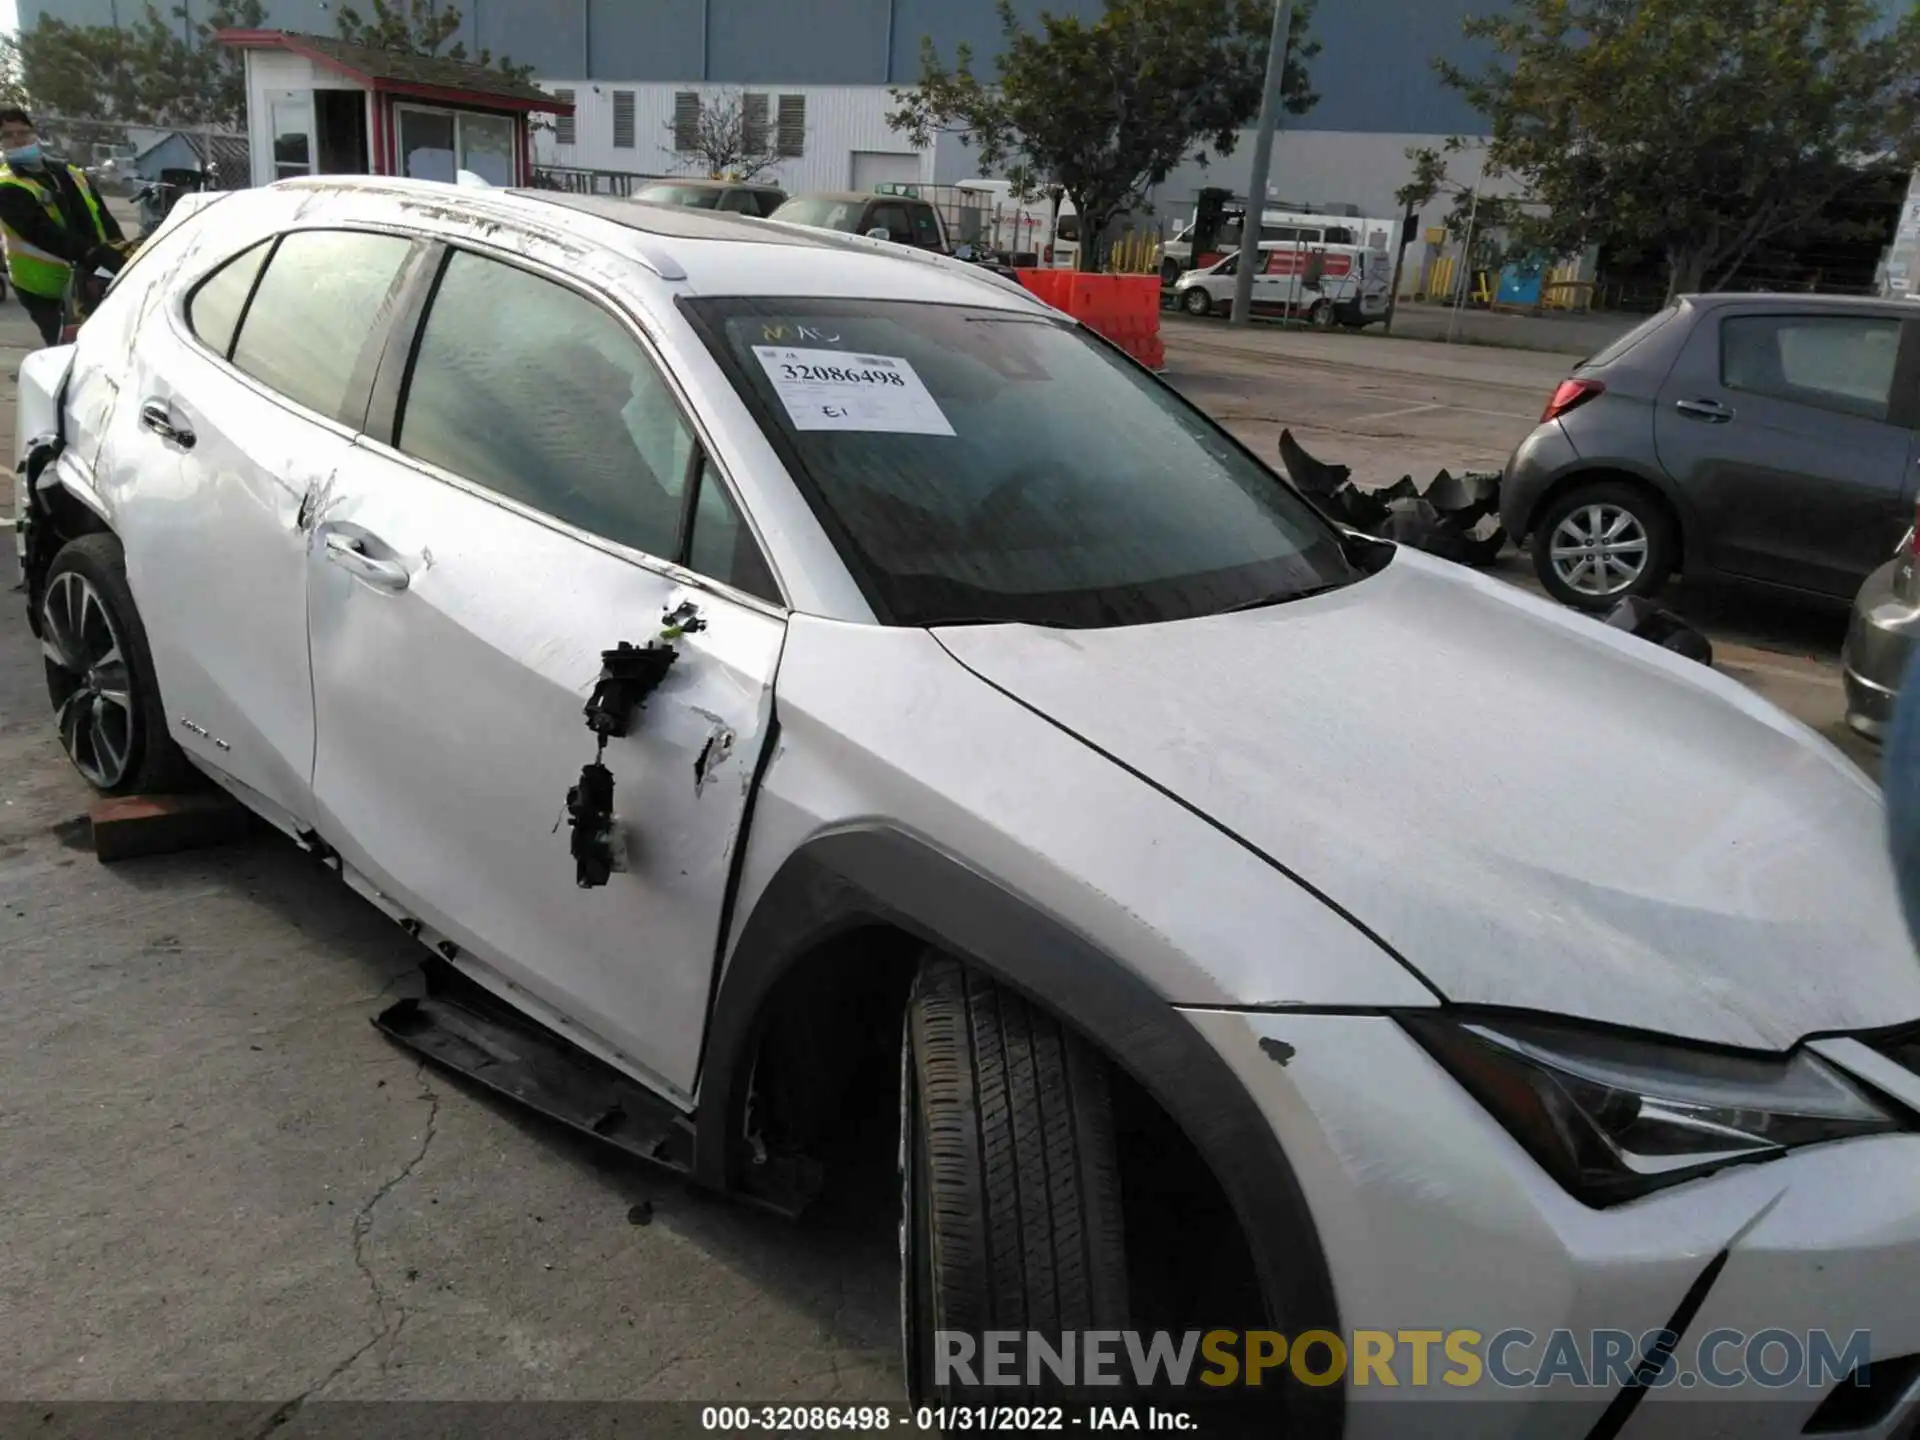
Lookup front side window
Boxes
[186,238,271,358]
[230,229,414,423]
[637,183,725,210]
[396,249,692,558]
[686,298,1356,627]
[718,189,762,214]
[771,197,860,231]
[1720,313,1901,422]
[867,203,914,241]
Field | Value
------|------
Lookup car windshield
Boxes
[684,297,1359,628]
[771,197,861,231]
[635,184,724,209]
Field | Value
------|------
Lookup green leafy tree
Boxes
[12,0,263,132]
[888,0,1318,270]
[335,0,536,83]
[1438,0,1920,302]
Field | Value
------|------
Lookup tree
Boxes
[11,0,263,135]
[667,89,783,181]
[1438,0,1920,302]
[334,0,535,83]
[888,0,1318,271]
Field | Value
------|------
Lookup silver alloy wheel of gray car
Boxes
[1547,502,1650,598]
[41,569,137,789]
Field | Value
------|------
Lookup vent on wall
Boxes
[673,91,702,152]
[775,94,805,158]
[553,88,576,146]
[742,92,770,155]
[612,89,636,149]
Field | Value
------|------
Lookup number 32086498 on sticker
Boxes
[751,344,956,437]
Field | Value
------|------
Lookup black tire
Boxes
[1530,478,1677,611]
[40,532,196,795]
[1181,286,1213,317]
[1307,299,1336,329]
[901,956,1130,1407]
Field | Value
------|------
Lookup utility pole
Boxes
[1229,0,1291,328]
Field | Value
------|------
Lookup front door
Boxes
[306,244,786,1099]
[107,226,416,825]
[1654,308,1914,596]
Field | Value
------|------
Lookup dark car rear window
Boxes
[683,296,1358,628]
[634,184,724,209]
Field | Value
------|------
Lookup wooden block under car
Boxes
[89,790,257,863]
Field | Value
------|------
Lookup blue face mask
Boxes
[5,143,43,167]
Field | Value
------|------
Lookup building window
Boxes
[775,94,805,158]
[743,92,770,154]
[612,89,635,150]
[673,92,702,152]
[553,88,576,146]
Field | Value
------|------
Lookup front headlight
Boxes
[1402,1015,1910,1206]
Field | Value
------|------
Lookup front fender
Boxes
[696,825,1344,1436]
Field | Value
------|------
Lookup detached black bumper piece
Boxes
[374,959,822,1219]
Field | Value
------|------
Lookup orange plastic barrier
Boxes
[1014,270,1163,371]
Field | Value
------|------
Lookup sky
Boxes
[0,0,16,38]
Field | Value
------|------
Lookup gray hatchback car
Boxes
[1501,294,1920,611]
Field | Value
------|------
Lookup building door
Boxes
[266,89,314,181]
[850,150,921,191]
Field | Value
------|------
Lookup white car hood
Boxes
[936,549,1920,1049]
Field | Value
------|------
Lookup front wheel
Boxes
[901,956,1130,1407]
[1531,479,1677,610]
[1181,286,1214,317]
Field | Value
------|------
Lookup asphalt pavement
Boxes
[0,299,1877,1409]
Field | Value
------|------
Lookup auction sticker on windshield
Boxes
[752,346,955,436]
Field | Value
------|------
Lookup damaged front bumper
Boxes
[1179,1008,1920,1440]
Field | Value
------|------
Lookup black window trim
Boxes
[358,233,792,614]
[674,292,1355,627]
[1714,307,1918,429]
[172,222,431,437]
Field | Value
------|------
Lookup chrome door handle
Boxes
[322,532,409,591]
[138,399,195,448]
[1674,398,1733,423]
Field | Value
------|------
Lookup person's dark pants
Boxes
[16,288,65,346]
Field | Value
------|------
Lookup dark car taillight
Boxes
[1542,377,1605,423]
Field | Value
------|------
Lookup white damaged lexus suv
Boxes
[15,176,1920,1437]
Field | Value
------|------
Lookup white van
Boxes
[1162,208,1397,280]
[1170,240,1391,327]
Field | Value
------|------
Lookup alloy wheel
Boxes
[41,570,137,789]
[1548,502,1649,598]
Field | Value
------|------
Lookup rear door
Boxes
[104,225,417,825]
[304,243,787,1100]
[1653,307,1913,596]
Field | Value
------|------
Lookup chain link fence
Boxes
[32,115,250,196]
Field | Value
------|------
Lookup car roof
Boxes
[1681,292,1913,317]
[787,190,926,206]
[253,176,1041,311]
[637,177,783,192]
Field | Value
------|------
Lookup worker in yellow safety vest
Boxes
[0,107,124,345]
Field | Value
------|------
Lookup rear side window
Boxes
[185,239,271,359]
[1720,314,1901,422]
[718,189,760,214]
[230,230,414,422]
[754,191,786,217]
[395,249,693,559]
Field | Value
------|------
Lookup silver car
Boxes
[16,177,1920,1429]
[1843,524,1920,738]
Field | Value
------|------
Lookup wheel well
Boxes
[742,926,1268,1337]
[1526,468,1685,570]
